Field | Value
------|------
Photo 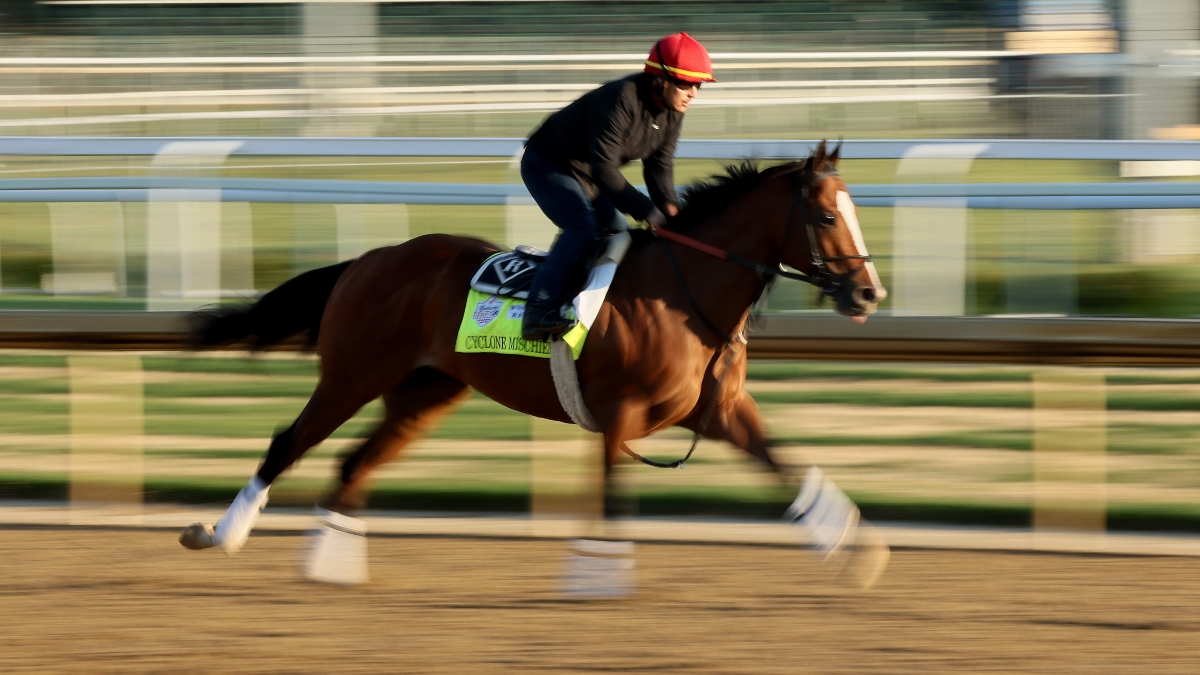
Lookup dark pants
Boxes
[521,148,626,310]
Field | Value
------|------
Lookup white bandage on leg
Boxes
[213,475,270,555]
[302,507,370,585]
[787,466,860,560]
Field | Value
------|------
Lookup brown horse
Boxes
[179,141,886,568]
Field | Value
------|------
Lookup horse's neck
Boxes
[661,195,784,341]
[691,195,785,265]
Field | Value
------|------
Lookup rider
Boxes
[520,32,716,341]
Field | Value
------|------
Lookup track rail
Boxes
[4,311,1199,365]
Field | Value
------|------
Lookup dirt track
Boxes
[2,528,1199,673]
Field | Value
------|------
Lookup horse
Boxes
[178,141,888,585]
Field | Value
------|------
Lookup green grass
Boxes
[144,380,317,399]
[746,362,1034,382]
[0,379,69,395]
[141,356,318,377]
[754,389,1034,408]
[774,430,1034,452]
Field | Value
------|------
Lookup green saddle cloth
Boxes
[454,289,587,360]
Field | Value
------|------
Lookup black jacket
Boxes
[525,72,682,221]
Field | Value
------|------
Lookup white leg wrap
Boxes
[213,475,270,555]
[301,507,370,586]
[562,539,635,599]
[787,467,860,560]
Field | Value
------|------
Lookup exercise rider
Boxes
[520,32,715,341]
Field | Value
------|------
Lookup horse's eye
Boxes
[821,213,837,226]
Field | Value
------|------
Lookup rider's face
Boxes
[662,79,699,114]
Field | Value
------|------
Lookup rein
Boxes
[654,227,826,287]
[652,167,872,296]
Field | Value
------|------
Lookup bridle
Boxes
[653,163,874,338]
[621,162,873,470]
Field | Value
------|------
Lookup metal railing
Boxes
[5,136,1200,209]
[2,135,1200,362]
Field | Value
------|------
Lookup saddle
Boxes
[469,245,548,300]
[470,228,630,302]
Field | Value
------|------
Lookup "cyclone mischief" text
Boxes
[463,334,552,355]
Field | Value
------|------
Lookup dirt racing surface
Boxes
[1,528,1198,673]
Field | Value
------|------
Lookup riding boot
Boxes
[522,301,573,341]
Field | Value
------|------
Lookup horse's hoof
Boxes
[301,509,370,585]
[561,539,636,599]
[179,522,216,550]
[835,520,890,591]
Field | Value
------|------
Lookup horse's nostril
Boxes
[860,287,876,303]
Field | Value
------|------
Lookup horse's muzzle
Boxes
[836,282,887,318]
[852,284,887,308]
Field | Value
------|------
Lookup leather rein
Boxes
[618,166,871,470]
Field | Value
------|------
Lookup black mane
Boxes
[666,160,781,232]
[628,146,839,244]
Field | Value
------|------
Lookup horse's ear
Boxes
[813,140,828,167]
[830,140,842,166]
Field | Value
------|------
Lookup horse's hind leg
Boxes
[325,368,470,514]
[180,369,390,555]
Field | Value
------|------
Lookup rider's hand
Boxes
[645,207,667,230]
[664,203,679,218]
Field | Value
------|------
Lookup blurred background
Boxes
[1,0,1199,538]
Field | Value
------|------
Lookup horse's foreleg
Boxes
[327,369,470,513]
[711,395,866,562]
[600,414,640,520]
[704,393,790,485]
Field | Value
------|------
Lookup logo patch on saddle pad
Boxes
[472,295,504,327]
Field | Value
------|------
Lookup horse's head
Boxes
[780,141,887,322]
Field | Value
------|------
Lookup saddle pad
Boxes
[456,233,627,361]
[454,290,586,360]
[469,248,546,300]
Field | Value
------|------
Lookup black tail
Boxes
[189,260,354,350]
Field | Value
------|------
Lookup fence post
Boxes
[68,354,144,523]
[1032,367,1107,536]
[891,143,988,316]
[146,140,244,310]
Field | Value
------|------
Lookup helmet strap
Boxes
[655,42,685,88]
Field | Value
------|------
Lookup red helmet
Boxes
[644,32,716,84]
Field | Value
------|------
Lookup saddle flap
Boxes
[470,251,542,300]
